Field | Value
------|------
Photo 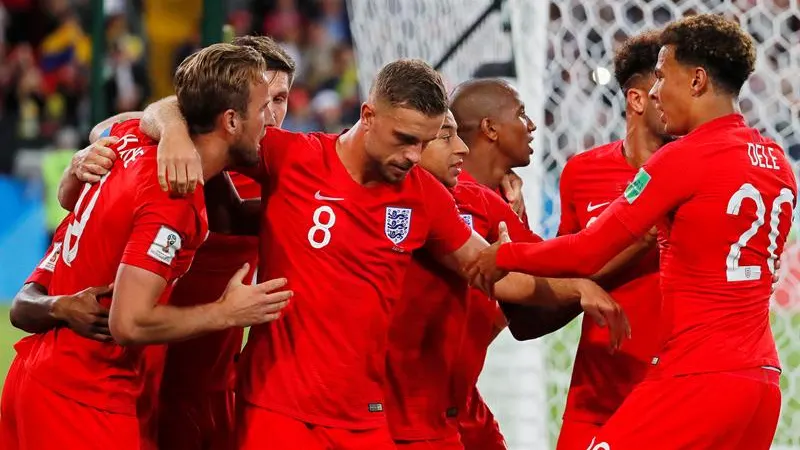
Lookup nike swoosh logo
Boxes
[587,201,610,212]
[314,190,345,201]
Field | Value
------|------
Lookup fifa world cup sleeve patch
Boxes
[147,226,182,265]
[38,243,63,272]
[624,168,652,204]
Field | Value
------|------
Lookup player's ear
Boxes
[626,88,646,115]
[221,108,239,134]
[361,102,375,129]
[691,67,708,97]
[480,117,498,142]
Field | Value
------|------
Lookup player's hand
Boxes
[157,130,203,196]
[466,222,511,296]
[72,137,119,183]
[575,279,631,352]
[51,284,114,342]
[218,263,293,327]
[501,172,526,219]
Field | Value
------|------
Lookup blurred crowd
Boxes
[0,0,361,175]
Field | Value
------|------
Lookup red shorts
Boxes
[14,372,139,450]
[0,354,26,450]
[158,389,235,450]
[395,432,463,449]
[589,368,781,450]
[237,402,396,450]
[556,420,600,450]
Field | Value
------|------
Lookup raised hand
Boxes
[157,130,203,195]
[72,137,119,183]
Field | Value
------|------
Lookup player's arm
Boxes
[500,171,526,220]
[10,282,114,341]
[204,172,261,236]
[139,95,204,195]
[469,144,695,279]
[436,227,630,349]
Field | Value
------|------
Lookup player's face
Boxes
[639,74,675,144]
[362,102,445,184]
[419,111,469,188]
[231,77,272,167]
[267,70,291,128]
[650,45,693,136]
[496,89,536,167]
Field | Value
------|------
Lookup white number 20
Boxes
[726,183,794,282]
[307,206,336,249]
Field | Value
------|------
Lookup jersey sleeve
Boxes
[484,189,543,244]
[495,141,700,277]
[25,220,70,287]
[423,174,473,256]
[122,184,203,280]
[557,159,581,236]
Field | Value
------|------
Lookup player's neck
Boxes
[687,96,738,133]
[337,123,379,185]
[462,144,507,190]
[623,120,662,169]
[192,134,230,182]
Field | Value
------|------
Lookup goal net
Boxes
[348,0,800,449]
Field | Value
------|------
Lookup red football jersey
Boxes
[498,114,797,378]
[557,141,662,424]
[24,119,208,415]
[160,172,259,395]
[25,216,71,287]
[237,128,473,429]
[449,174,541,412]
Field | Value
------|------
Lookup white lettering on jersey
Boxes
[747,143,780,170]
[147,226,182,265]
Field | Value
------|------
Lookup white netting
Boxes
[510,0,800,449]
[348,0,800,448]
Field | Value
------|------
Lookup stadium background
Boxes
[0,0,797,449]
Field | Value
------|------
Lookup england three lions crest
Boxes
[385,207,412,245]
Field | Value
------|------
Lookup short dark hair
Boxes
[232,35,296,85]
[174,43,267,134]
[660,14,756,95]
[370,59,448,117]
[614,30,662,91]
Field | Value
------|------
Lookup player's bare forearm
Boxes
[500,301,582,341]
[110,264,228,345]
[205,173,261,236]
[495,273,584,306]
[9,282,60,333]
[140,95,184,141]
[57,166,83,211]
[89,111,143,143]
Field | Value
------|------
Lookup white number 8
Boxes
[308,206,336,249]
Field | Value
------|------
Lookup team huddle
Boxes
[0,13,795,450]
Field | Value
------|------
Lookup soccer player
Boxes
[447,78,539,450]
[144,58,628,450]
[546,31,668,450]
[54,37,298,450]
[384,109,541,450]
[469,14,797,449]
[155,36,296,450]
[4,44,291,449]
